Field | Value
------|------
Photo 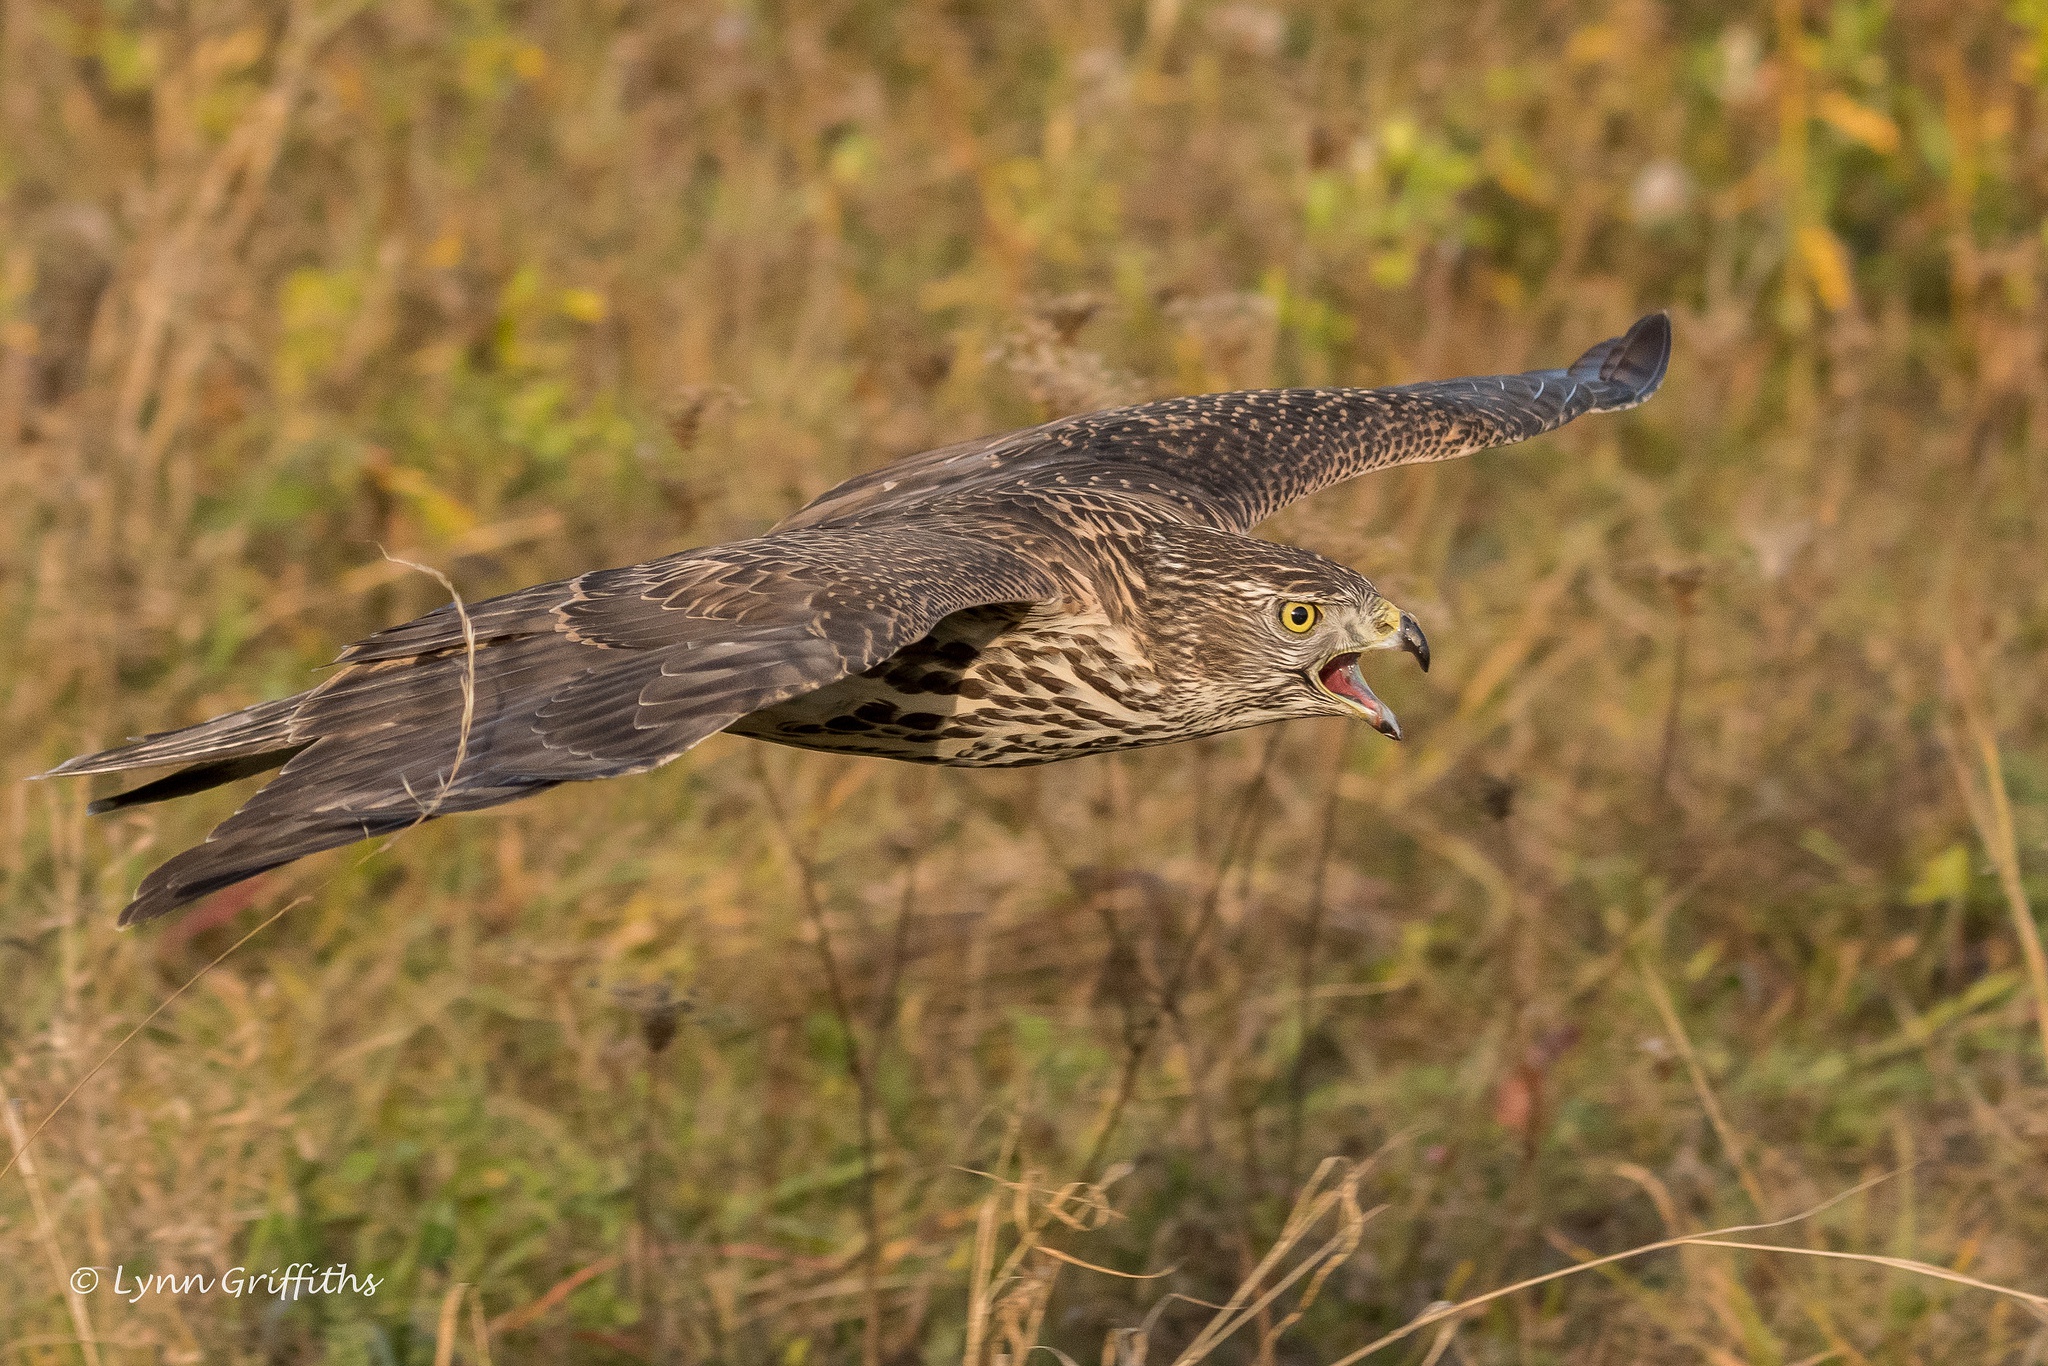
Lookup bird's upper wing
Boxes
[322,521,1062,778]
[777,313,1670,535]
[54,523,1058,923]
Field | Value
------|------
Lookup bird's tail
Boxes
[42,576,858,925]
[42,696,310,816]
[42,647,553,926]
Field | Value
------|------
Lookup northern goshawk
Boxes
[49,313,1669,923]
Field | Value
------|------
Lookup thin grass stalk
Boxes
[380,555,477,819]
[1321,1170,2048,1364]
[963,1186,1000,1366]
[468,1285,495,1366]
[753,755,886,1366]
[1939,636,2048,1069]
[4,1097,104,1366]
[0,898,301,1184]
[1652,568,1701,804]
[1637,960,1772,1216]
[433,1282,468,1366]
[1540,1227,1749,1364]
[1414,1322,1460,1366]
[1080,729,1285,1177]
[486,1255,624,1335]
[1174,1200,1373,1365]
[1172,1172,1345,1363]
[1287,729,1353,1186]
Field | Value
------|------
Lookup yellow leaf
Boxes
[373,465,478,540]
[1816,91,1900,155]
[558,287,609,324]
[1485,136,1556,208]
[1796,223,1855,311]
[1907,844,1972,906]
[1683,940,1725,983]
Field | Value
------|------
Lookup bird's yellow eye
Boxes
[1279,602,1320,633]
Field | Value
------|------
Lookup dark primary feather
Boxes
[46,314,1668,925]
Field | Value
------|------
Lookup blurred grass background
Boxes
[3,0,2048,1361]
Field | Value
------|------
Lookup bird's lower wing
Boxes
[47,526,1056,924]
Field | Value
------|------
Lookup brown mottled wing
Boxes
[778,313,1670,535]
[49,525,1057,924]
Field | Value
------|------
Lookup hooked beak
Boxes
[1397,612,1429,672]
[1315,654,1402,740]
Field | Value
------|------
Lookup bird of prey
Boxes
[48,313,1669,924]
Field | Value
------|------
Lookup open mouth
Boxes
[1315,654,1402,740]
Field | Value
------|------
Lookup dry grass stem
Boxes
[468,1285,496,1366]
[1323,1171,2048,1364]
[380,552,479,821]
[1637,959,1772,1215]
[753,757,888,1366]
[1939,635,2048,1069]
[486,1255,624,1335]
[1167,1158,1375,1365]
[5,1097,103,1366]
[0,897,301,1185]
[432,1281,468,1366]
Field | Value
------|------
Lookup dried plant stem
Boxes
[962,1180,1000,1366]
[469,1286,496,1366]
[1637,960,1771,1216]
[1653,568,1703,809]
[1171,1157,1373,1365]
[1287,729,1353,1185]
[1653,613,1689,800]
[1323,1170,2048,1364]
[1415,1322,1461,1366]
[1939,637,2048,1069]
[5,1098,103,1366]
[1081,729,1285,1178]
[487,1255,624,1334]
[754,757,885,1366]
[380,552,478,820]
[0,897,302,1185]
[433,1282,468,1366]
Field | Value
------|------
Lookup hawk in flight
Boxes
[49,314,1669,924]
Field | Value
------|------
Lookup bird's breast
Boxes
[728,605,1193,766]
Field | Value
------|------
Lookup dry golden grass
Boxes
[4,0,2048,1362]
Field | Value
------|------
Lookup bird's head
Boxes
[1140,525,1428,740]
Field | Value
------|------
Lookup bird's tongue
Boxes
[1318,654,1402,740]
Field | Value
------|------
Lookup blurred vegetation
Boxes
[3,0,2048,1361]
